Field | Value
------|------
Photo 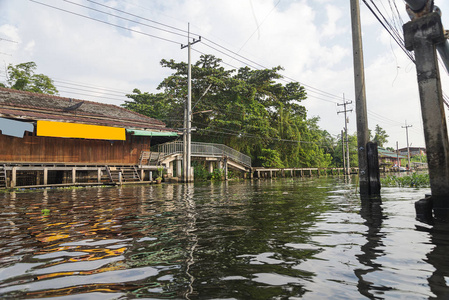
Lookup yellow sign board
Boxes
[37,120,126,141]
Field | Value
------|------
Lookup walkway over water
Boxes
[154,141,252,173]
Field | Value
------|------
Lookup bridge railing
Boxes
[157,141,252,168]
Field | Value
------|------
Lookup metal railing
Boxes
[157,141,252,168]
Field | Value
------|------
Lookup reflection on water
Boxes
[0,178,446,299]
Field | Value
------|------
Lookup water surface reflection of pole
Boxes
[183,183,198,299]
[422,222,449,298]
[355,196,385,298]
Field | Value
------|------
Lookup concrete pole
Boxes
[186,26,192,183]
[341,130,346,174]
[396,141,400,168]
[350,0,371,195]
[404,12,449,216]
[181,24,200,183]
[404,0,428,11]
[402,121,412,170]
[346,121,351,175]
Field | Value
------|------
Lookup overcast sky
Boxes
[1,0,449,150]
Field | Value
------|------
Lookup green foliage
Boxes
[124,54,334,168]
[373,124,389,147]
[193,163,210,181]
[193,162,225,181]
[259,149,284,168]
[210,169,224,181]
[5,62,58,95]
[411,154,427,163]
[381,172,429,188]
[332,132,358,168]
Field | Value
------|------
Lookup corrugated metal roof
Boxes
[0,87,178,134]
[377,147,407,159]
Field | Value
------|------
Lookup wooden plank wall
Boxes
[0,133,151,164]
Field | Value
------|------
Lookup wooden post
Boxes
[98,168,102,183]
[72,168,76,184]
[367,142,381,195]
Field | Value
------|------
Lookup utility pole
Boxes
[403,2,449,220]
[337,95,353,175]
[396,141,400,168]
[350,0,379,195]
[402,121,412,170]
[181,24,201,183]
[341,130,346,174]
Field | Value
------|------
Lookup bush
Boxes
[381,172,429,188]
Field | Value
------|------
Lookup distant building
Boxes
[377,147,407,167]
[398,147,426,157]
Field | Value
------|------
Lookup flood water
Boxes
[0,177,448,299]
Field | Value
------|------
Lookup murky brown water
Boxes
[0,177,447,299]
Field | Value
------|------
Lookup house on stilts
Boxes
[0,87,180,188]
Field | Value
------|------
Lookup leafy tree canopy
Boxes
[5,62,58,95]
[373,124,389,147]
[123,54,333,168]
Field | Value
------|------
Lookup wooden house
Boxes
[0,87,179,187]
[377,147,407,170]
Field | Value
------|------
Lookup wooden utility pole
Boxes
[181,24,201,183]
[350,0,379,195]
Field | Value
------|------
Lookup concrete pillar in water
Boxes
[404,12,449,219]
[176,159,182,178]
[43,168,48,185]
[11,167,16,188]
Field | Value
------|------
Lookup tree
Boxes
[5,62,58,95]
[373,124,389,147]
[123,89,175,125]
[124,54,332,168]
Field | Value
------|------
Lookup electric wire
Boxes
[29,0,183,45]
[63,0,190,40]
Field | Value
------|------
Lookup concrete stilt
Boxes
[404,12,449,220]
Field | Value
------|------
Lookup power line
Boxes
[55,84,127,99]
[29,0,183,45]
[62,0,344,105]
[56,89,126,102]
[0,38,18,44]
[63,0,191,40]
[86,0,190,36]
